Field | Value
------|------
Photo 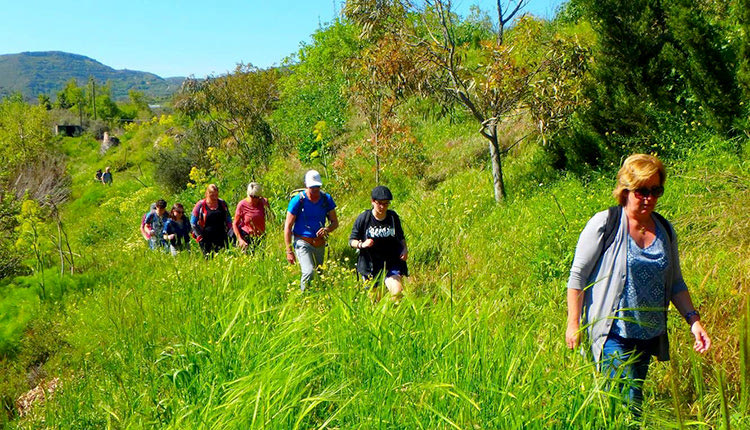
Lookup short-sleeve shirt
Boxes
[287,192,336,238]
[235,198,269,236]
[145,211,169,236]
[350,209,407,276]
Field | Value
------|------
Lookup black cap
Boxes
[371,185,393,201]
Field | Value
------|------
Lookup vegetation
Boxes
[1,1,749,428]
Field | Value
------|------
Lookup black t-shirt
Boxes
[350,209,406,276]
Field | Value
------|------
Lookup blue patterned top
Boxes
[611,222,669,339]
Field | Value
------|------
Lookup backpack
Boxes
[191,199,230,240]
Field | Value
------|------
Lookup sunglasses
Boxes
[632,185,664,199]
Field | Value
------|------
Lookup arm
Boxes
[233,203,246,249]
[162,221,175,241]
[394,212,407,260]
[349,212,373,249]
[566,288,584,349]
[671,290,711,353]
[284,212,296,264]
[318,209,339,237]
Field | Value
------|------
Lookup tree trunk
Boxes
[486,131,506,202]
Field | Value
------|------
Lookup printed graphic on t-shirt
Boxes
[367,224,396,239]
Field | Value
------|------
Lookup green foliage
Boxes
[573,0,746,165]
[272,20,361,160]
[175,64,279,170]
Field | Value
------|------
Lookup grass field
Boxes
[1,128,749,429]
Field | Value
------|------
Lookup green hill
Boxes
[0,51,184,101]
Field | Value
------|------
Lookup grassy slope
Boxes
[5,118,750,428]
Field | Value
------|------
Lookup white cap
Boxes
[304,170,323,188]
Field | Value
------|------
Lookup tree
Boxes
[273,20,362,162]
[496,0,529,44]
[175,64,280,172]
[348,31,428,183]
[412,0,536,201]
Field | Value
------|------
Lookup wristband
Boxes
[684,310,700,324]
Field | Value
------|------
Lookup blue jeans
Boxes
[601,333,657,415]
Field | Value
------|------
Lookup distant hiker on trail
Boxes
[191,184,232,256]
[284,170,339,291]
[95,169,103,182]
[349,185,408,300]
[163,203,191,255]
[140,202,157,243]
[566,154,710,418]
[143,199,169,250]
[102,167,113,185]
[233,182,271,253]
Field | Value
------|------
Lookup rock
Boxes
[100,131,120,154]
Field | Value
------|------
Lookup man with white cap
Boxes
[284,170,339,291]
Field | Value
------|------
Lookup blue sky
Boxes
[1,0,564,78]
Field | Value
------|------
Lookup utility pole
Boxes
[89,77,97,121]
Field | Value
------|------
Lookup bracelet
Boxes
[684,310,700,324]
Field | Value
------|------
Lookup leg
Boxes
[601,335,651,416]
[294,239,317,291]
[384,275,403,298]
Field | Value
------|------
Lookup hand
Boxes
[360,239,374,248]
[285,249,296,264]
[238,238,248,251]
[566,322,581,350]
[316,227,329,238]
[400,248,408,261]
[691,321,711,353]
[169,234,176,240]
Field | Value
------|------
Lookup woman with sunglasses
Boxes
[163,203,191,255]
[349,185,408,300]
[566,154,710,417]
[233,182,271,253]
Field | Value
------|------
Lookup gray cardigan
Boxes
[567,207,688,363]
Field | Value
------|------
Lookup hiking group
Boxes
[139,170,408,297]
[139,156,711,419]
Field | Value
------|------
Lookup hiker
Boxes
[163,203,191,255]
[283,170,339,291]
[233,182,271,253]
[349,185,408,299]
[140,203,157,243]
[191,184,232,255]
[102,166,113,185]
[95,169,103,182]
[143,199,169,250]
[566,154,710,416]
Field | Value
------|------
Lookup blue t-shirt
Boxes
[612,223,669,340]
[287,192,336,238]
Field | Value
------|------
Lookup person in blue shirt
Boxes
[283,170,339,291]
[162,203,191,255]
[144,199,169,250]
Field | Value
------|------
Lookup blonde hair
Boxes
[247,182,262,198]
[205,183,219,198]
[613,154,666,206]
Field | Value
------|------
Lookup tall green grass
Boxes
[4,132,750,428]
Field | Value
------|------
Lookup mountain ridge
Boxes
[0,51,185,101]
